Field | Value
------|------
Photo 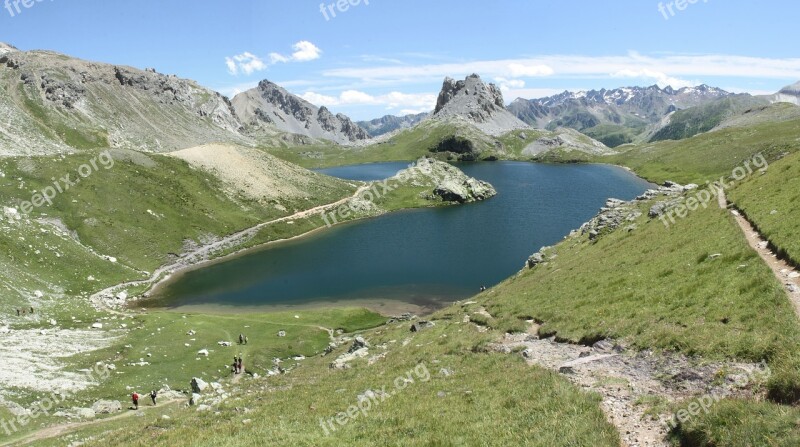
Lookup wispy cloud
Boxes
[270,41,322,64]
[300,90,437,111]
[225,52,267,76]
[225,41,322,76]
[611,68,697,89]
[320,53,800,87]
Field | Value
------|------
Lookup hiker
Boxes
[131,392,139,410]
[238,356,244,374]
[29,307,33,313]
[244,335,248,345]
[15,309,19,316]
[239,334,244,345]
[150,390,158,406]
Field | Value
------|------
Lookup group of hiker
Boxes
[233,355,245,374]
[14,307,34,316]
[131,390,158,410]
[127,330,250,412]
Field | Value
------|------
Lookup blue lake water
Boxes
[150,162,653,314]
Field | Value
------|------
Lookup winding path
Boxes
[719,191,800,317]
[1,398,182,447]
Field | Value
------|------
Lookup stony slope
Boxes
[0,44,250,156]
[232,80,370,145]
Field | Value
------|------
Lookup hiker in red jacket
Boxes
[131,392,139,410]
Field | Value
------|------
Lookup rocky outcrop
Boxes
[432,74,530,136]
[232,80,369,144]
[392,158,497,204]
[524,181,701,269]
[433,177,496,203]
[521,128,613,157]
[569,181,694,243]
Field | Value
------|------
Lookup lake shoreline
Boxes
[128,160,654,315]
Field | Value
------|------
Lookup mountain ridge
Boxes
[232,80,370,145]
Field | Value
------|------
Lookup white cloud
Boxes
[226,41,322,76]
[270,41,322,65]
[508,63,555,78]
[300,90,436,111]
[290,41,322,62]
[268,53,290,64]
[611,68,697,89]
[300,92,339,106]
[225,52,267,76]
[495,77,526,92]
[321,53,800,86]
[399,108,430,115]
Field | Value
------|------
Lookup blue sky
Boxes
[1,0,799,120]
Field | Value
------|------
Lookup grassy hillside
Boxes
[649,96,768,143]
[728,151,800,266]
[0,149,354,274]
[482,195,799,363]
[24,311,620,447]
[608,117,800,184]
[266,120,498,169]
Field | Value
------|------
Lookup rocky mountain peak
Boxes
[434,74,504,115]
[232,79,369,144]
[0,42,19,55]
[432,74,528,136]
[779,81,800,96]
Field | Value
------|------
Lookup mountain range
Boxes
[0,42,798,157]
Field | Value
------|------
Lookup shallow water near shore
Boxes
[148,161,654,315]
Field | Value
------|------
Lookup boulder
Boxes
[91,400,121,414]
[526,252,545,269]
[348,336,370,353]
[191,377,208,393]
[75,408,96,419]
[410,321,435,332]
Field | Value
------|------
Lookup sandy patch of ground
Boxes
[167,143,335,201]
